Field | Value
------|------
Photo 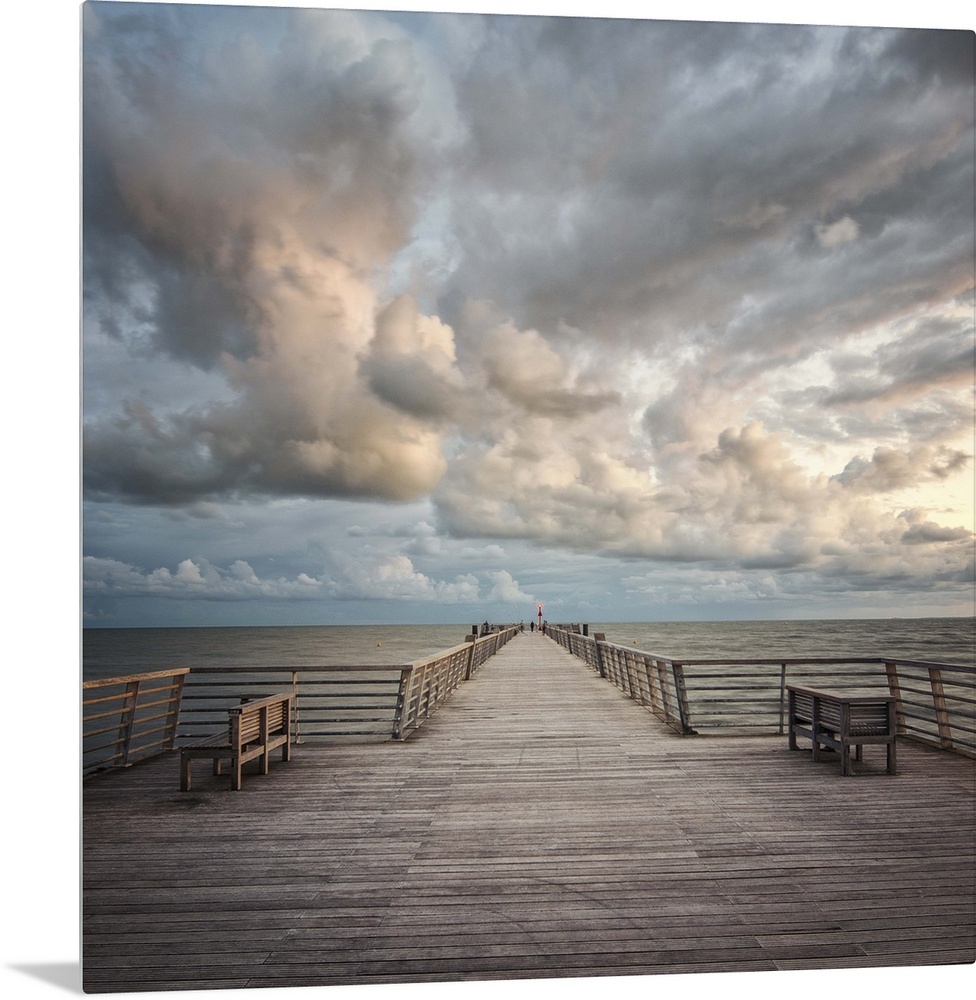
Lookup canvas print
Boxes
[80,2,974,997]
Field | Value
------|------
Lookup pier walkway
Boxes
[82,632,976,992]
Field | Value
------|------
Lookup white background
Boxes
[3,2,973,999]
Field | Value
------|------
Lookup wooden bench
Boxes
[787,685,896,776]
[180,692,294,791]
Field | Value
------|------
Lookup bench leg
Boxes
[232,756,243,791]
[840,743,851,776]
[887,739,897,775]
[180,754,191,792]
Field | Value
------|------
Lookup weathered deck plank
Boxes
[82,632,976,992]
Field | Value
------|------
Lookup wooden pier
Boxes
[82,632,976,993]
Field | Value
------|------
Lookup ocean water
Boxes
[81,623,476,681]
[82,617,974,681]
[588,617,975,664]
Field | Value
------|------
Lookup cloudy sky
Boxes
[79,0,974,627]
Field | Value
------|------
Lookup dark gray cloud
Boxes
[438,19,973,370]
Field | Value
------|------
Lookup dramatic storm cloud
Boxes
[81,1,974,625]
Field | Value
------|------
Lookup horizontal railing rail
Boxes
[547,626,976,756]
[83,628,520,775]
[175,663,407,745]
[83,668,189,775]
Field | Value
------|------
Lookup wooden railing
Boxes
[547,627,692,734]
[83,668,189,775]
[83,628,519,775]
[394,627,518,738]
[547,626,976,756]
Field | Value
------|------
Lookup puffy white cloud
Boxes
[437,413,972,589]
[327,553,481,603]
[83,556,325,599]
[487,570,535,605]
[83,6,464,504]
[477,319,620,418]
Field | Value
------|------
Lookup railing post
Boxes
[594,634,607,677]
[671,662,694,734]
[464,634,477,679]
[884,661,906,735]
[644,659,660,717]
[428,661,440,716]
[393,667,412,740]
[612,647,624,689]
[630,653,644,704]
[620,648,634,697]
[655,659,672,722]
[928,667,954,750]
[778,663,787,736]
[290,670,305,744]
[163,674,186,750]
[635,654,652,705]
[118,680,139,765]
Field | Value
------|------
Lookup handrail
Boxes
[83,668,189,775]
[174,628,519,744]
[83,628,520,775]
[547,626,976,756]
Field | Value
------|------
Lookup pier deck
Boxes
[82,632,976,992]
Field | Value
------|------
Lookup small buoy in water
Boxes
[377,642,382,647]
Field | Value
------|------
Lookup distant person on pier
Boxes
[530,620,535,632]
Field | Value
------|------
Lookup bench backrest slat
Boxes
[817,703,843,729]
[229,694,291,747]
[850,705,889,724]
[792,692,814,721]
